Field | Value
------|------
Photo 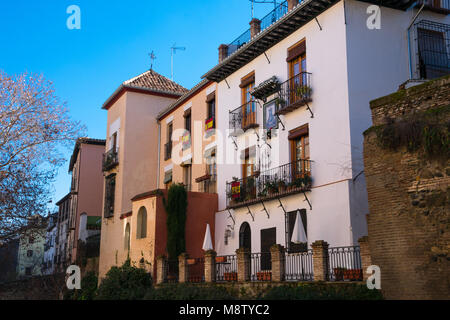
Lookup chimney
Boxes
[218,44,229,63]
[249,18,261,38]
[288,0,299,11]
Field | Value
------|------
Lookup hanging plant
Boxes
[163,183,188,261]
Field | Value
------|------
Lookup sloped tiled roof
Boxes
[123,70,188,95]
[102,70,188,110]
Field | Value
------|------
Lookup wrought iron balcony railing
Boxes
[229,100,259,132]
[277,72,312,115]
[164,141,172,161]
[102,148,119,172]
[226,159,312,209]
[226,1,290,58]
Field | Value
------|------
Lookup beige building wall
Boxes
[98,91,180,279]
[159,82,217,192]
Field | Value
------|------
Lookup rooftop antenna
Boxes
[170,44,186,81]
[149,50,156,71]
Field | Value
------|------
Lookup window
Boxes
[27,250,33,257]
[29,236,34,244]
[207,98,216,128]
[124,223,130,251]
[418,26,448,79]
[183,165,192,191]
[136,207,147,239]
[111,132,117,152]
[165,123,173,160]
[25,267,32,276]
[184,110,191,133]
[240,72,256,129]
[164,170,173,188]
[289,125,310,177]
[287,40,307,104]
[104,174,116,218]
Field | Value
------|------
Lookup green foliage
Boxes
[144,284,237,300]
[95,260,151,300]
[64,272,98,300]
[163,184,188,260]
[260,283,383,300]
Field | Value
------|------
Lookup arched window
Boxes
[136,207,147,239]
[239,222,251,250]
[124,223,130,250]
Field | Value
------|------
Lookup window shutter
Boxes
[286,40,306,62]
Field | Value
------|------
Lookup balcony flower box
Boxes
[333,268,346,281]
[257,271,272,281]
[343,269,363,281]
[216,256,227,263]
[187,259,196,265]
[224,272,238,282]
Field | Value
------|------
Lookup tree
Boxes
[0,70,85,242]
[163,184,187,260]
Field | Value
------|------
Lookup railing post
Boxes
[311,240,329,281]
[236,248,251,282]
[204,250,217,283]
[270,244,286,282]
[156,255,167,285]
[358,236,372,282]
[178,253,189,283]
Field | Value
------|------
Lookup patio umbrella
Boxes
[291,210,307,244]
[202,224,213,251]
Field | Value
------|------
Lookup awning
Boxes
[204,147,216,158]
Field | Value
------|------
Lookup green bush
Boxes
[260,283,383,300]
[95,260,152,300]
[64,271,98,300]
[144,284,236,300]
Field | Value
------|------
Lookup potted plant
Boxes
[278,179,287,193]
[296,85,312,99]
[266,178,279,195]
[275,97,286,109]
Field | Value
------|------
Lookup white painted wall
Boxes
[214,1,450,254]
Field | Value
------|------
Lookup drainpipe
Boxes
[156,121,161,189]
[407,2,425,79]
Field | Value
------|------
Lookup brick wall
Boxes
[363,75,450,300]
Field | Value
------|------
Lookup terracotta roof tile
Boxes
[123,70,188,95]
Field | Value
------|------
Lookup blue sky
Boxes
[0,0,280,211]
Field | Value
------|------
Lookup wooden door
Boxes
[260,228,276,271]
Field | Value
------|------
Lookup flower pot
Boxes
[334,268,346,281]
[216,256,226,263]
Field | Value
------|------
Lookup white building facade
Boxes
[204,0,449,256]
[43,213,58,275]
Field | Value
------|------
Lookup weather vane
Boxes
[149,51,156,71]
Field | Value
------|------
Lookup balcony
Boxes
[277,72,312,115]
[164,141,172,160]
[226,159,312,209]
[229,101,258,133]
[416,0,450,14]
[226,1,289,58]
[102,148,119,172]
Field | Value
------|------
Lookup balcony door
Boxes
[242,152,256,200]
[289,125,310,181]
[289,54,307,104]
[242,82,255,129]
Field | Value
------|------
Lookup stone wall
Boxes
[0,274,66,300]
[363,75,450,300]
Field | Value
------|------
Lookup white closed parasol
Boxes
[202,223,214,251]
[291,210,307,244]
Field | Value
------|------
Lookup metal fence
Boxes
[250,252,272,281]
[412,20,450,80]
[216,255,238,282]
[278,72,312,114]
[226,159,312,208]
[165,259,179,283]
[187,257,205,283]
[229,100,258,131]
[327,246,363,281]
[226,1,292,58]
[285,250,314,281]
